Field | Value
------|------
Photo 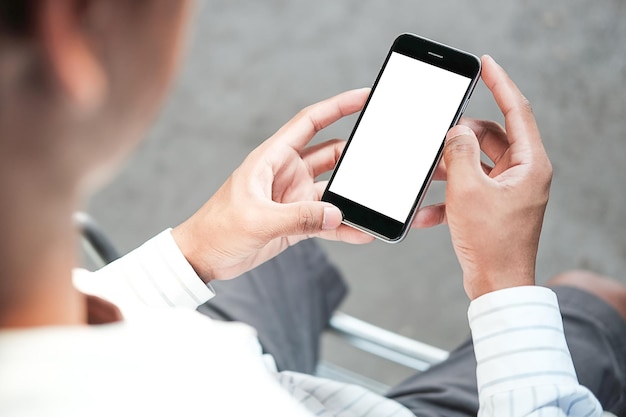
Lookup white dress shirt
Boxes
[0,230,603,416]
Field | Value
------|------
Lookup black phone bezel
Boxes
[322,33,481,242]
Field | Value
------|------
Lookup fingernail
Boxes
[354,87,371,96]
[447,126,473,141]
[483,54,499,67]
[322,206,342,230]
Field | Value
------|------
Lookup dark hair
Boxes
[0,0,36,37]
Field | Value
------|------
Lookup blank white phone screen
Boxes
[329,52,472,222]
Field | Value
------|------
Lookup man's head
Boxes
[0,0,196,327]
[0,0,195,192]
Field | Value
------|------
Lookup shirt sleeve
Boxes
[469,286,603,417]
[73,229,215,316]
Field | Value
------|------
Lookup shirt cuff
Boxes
[75,229,214,313]
[468,286,578,397]
[147,228,216,307]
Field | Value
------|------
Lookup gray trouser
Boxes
[197,240,626,416]
[197,239,346,374]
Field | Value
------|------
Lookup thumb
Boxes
[443,125,483,182]
[272,202,343,237]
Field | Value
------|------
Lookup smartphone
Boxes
[322,33,481,243]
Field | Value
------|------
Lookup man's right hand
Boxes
[412,55,553,300]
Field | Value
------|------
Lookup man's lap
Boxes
[195,242,626,416]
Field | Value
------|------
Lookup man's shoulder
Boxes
[0,311,310,416]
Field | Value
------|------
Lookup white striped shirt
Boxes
[469,287,603,417]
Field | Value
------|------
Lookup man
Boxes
[0,1,624,416]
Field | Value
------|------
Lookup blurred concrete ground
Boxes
[89,0,626,386]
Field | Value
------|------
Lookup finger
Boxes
[271,88,370,151]
[301,139,346,178]
[459,117,509,164]
[294,190,375,243]
[481,161,494,176]
[411,204,447,228]
[270,201,343,239]
[431,158,447,181]
[481,55,542,149]
[311,182,389,243]
[316,225,375,245]
[314,181,328,200]
[443,125,484,184]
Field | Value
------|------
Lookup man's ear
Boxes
[38,0,107,111]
